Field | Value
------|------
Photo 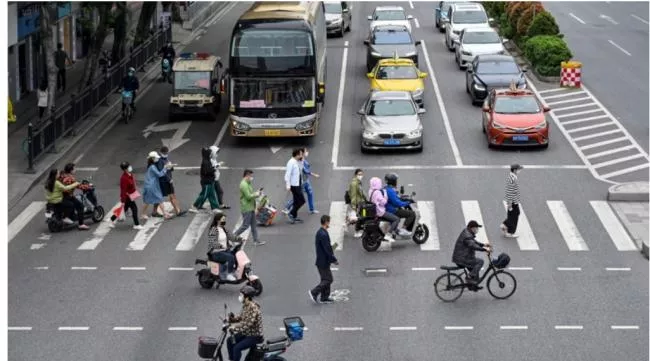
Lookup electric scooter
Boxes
[160,57,172,83]
[45,180,105,232]
[195,242,263,295]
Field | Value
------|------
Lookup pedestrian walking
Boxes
[110,162,144,230]
[500,164,523,238]
[284,148,306,223]
[54,43,73,92]
[141,151,171,220]
[156,146,186,216]
[209,145,230,209]
[284,147,320,215]
[189,147,220,213]
[37,79,48,120]
[308,215,338,304]
[346,168,367,238]
[233,169,266,246]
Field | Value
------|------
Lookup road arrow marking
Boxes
[142,121,192,152]
[270,146,283,154]
[30,243,47,250]
[599,14,619,25]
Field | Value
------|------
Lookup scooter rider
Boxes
[159,42,176,63]
[207,213,240,282]
[121,67,139,112]
[384,173,414,237]
[227,286,264,361]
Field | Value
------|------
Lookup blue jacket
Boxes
[385,186,409,214]
[315,227,337,268]
[302,159,312,182]
[155,157,172,183]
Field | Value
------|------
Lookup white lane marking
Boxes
[569,13,586,24]
[461,201,487,244]
[611,325,639,330]
[606,267,631,271]
[573,129,622,142]
[30,243,46,250]
[333,165,588,170]
[592,154,644,168]
[556,108,604,119]
[334,327,363,331]
[562,115,609,126]
[414,18,420,28]
[58,327,90,331]
[608,40,631,56]
[600,14,619,25]
[71,266,97,270]
[232,215,251,242]
[120,267,146,271]
[500,325,528,330]
[390,326,417,331]
[175,166,287,171]
[555,325,583,330]
[9,201,46,243]
[502,202,539,251]
[329,201,347,251]
[344,40,349,47]
[365,269,387,274]
[552,103,599,113]
[9,327,32,331]
[330,42,349,168]
[408,0,414,9]
[169,267,194,271]
[74,167,99,172]
[127,217,165,251]
[538,88,570,95]
[543,90,586,100]
[508,267,533,271]
[168,327,198,331]
[37,233,51,240]
[567,122,615,134]
[546,96,593,106]
[600,163,650,179]
[113,327,143,331]
[557,267,582,271]
[176,212,212,251]
[445,326,474,330]
[417,201,439,250]
[33,266,49,270]
[78,202,123,250]
[547,201,589,251]
[421,41,463,165]
[412,267,437,271]
[631,14,649,25]
[590,201,639,251]
[580,137,629,151]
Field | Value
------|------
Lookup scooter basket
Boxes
[283,317,305,341]
[198,336,218,358]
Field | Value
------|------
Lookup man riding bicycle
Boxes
[121,67,139,113]
[452,220,491,290]
[384,173,414,237]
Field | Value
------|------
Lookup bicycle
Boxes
[121,90,134,124]
[434,250,516,302]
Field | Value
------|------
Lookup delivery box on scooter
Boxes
[169,52,224,121]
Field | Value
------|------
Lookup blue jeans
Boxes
[227,334,263,361]
[208,250,236,274]
[285,181,315,212]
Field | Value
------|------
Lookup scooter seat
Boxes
[266,335,288,344]
[440,265,463,271]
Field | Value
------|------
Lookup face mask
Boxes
[357,175,363,181]
[304,152,309,157]
[127,166,133,173]
[161,154,168,158]
[248,177,254,182]
[220,221,226,226]
[238,294,244,303]
[128,72,134,77]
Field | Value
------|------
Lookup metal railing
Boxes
[25,26,172,172]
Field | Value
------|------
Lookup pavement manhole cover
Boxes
[363,268,389,277]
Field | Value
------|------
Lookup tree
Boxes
[110,2,128,62]
[133,2,158,48]
[39,2,58,123]
[77,2,112,93]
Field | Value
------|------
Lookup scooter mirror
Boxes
[400,185,404,194]
[412,192,416,197]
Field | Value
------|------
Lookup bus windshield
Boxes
[231,29,315,74]
[232,78,316,109]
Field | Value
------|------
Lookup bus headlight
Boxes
[231,120,251,131]
[296,119,315,130]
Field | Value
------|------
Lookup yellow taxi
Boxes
[367,57,427,107]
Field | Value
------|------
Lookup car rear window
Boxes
[476,60,519,74]
[374,10,406,21]
[376,66,418,79]
[453,10,487,24]
[373,30,412,45]
[463,31,500,44]
[494,96,540,114]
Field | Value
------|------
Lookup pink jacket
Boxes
[368,177,387,217]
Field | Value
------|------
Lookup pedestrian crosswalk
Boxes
[8,198,640,255]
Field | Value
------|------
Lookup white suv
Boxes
[443,3,493,51]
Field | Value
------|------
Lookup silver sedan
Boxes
[357,91,425,152]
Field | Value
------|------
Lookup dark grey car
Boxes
[465,54,527,105]
[364,25,421,72]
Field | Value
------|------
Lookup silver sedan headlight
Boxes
[409,127,423,137]
[363,129,378,138]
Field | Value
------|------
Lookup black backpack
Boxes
[344,190,351,205]
[492,252,511,269]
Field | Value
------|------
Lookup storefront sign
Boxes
[57,2,72,19]
[17,4,40,39]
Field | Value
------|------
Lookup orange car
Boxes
[481,86,551,148]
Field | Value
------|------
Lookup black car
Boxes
[364,25,421,72]
[465,54,527,105]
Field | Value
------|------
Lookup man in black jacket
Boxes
[452,220,491,289]
[308,215,338,304]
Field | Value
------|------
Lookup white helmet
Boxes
[148,151,160,159]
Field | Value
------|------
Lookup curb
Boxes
[607,182,650,202]
[642,240,649,260]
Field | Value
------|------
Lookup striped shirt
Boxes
[504,172,520,204]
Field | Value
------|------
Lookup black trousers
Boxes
[39,106,46,119]
[458,258,484,281]
[289,185,305,218]
[214,180,224,205]
[503,203,520,234]
[394,208,416,231]
[111,200,139,226]
[311,266,333,301]
[56,68,66,90]
[63,194,84,225]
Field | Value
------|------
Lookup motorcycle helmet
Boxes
[128,67,136,76]
[120,161,130,171]
[240,285,257,299]
[384,173,399,187]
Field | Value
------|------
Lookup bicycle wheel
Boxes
[434,273,464,302]
[487,270,517,300]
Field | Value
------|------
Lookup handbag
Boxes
[129,190,141,201]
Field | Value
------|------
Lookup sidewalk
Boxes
[608,182,649,259]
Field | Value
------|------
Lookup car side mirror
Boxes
[367,15,372,21]
[217,61,223,68]
[453,38,460,45]
[417,108,426,114]
[357,109,366,115]
[419,72,428,78]
[364,40,370,46]
[415,40,422,46]
[367,73,374,79]
[467,68,474,73]
[482,105,490,112]
[543,106,551,113]
[488,17,495,24]
[399,185,404,194]
[521,68,528,73]
[343,8,349,13]
[502,38,509,44]
[407,15,414,20]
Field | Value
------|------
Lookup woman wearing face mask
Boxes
[110,162,144,230]
[347,168,367,238]
[227,286,264,361]
[206,213,240,282]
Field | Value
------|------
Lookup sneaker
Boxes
[397,229,412,237]
[504,233,519,238]
[78,224,89,230]
[253,240,266,246]
[293,217,304,223]
[220,205,231,210]
[319,298,334,304]
[354,230,363,238]
[133,225,145,230]
[188,207,199,213]
[281,208,290,215]
[384,233,395,242]
[109,222,116,229]
[225,274,237,282]
[309,210,320,214]
[307,290,318,303]
[499,223,507,235]
[62,217,74,225]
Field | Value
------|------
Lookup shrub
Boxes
[505,2,522,16]
[516,3,545,37]
[527,11,560,37]
[508,2,541,29]
[523,35,573,76]
[483,1,507,20]
[498,13,515,39]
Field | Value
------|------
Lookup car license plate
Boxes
[513,135,529,142]
[383,139,401,146]
[264,130,282,136]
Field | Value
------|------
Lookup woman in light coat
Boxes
[141,151,171,219]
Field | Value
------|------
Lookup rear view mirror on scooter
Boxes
[400,185,405,194]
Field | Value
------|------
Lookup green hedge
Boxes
[527,11,560,37]
[523,35,573,76]
[483,1,507,20]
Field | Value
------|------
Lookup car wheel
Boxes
[457,57,464,70]
[540,142,549,149]
[439,24,446,33]
[347,19,351,31]
[366,61,373,73]
[446,37,454,52]
[339,25,345,38]
[415,144,423,153]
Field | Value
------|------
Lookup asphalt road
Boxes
[8,2,648,361]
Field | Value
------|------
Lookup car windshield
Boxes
[174,71,211,94]
[376,66,418,79]
[368,99,416,116]
[494,96,540,114]
[324,3,342,13]
[374,10,406,21]
[373,30,412,44]
[463,31,500,44]
[453,10,488,24]
[476,60,519,74]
